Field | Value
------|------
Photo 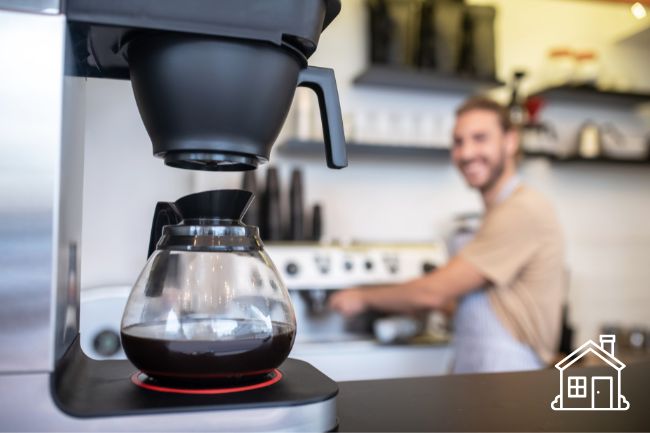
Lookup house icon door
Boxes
[592,377,612,409]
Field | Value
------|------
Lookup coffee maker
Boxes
[0,1,346,431]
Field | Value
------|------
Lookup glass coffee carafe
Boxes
[121,189,296,382]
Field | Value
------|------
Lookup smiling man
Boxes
[329,97,566,374]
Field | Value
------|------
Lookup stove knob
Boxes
[422,262,437,274]
[344,260,354,271]
[285,262,299,276]
[93,329,121,358]
[365,260,374,271]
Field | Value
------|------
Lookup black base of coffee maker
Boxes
[52,337,338,418]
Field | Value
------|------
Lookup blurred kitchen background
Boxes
[80,0,650,377]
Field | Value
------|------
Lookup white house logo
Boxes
[551,335,630,411]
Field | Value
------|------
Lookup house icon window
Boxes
[551,335,630,411]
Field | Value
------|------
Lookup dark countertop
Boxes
[337,360,650,431]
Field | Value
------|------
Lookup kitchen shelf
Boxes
[279,140,650,165]
[530,85,650,107]
[524,152,650,165]
[277,139,451,160]
[353,66,504,95]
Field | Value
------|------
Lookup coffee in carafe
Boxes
[121,319,295,379]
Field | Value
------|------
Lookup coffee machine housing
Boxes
[0,1,344,431]
[70,0,348,171]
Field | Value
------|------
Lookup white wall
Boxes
[80,0,650,347]
[80,78,193,289]
[470,0,650,92]
[521,161,650,346]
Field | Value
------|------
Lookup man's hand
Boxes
[328,288,367,317]
[327,256,487,316]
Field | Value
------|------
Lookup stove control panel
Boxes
[265,242,448,290]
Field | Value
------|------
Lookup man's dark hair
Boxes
[455,96,513,132]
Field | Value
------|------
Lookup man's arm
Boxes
[328,256,487,316]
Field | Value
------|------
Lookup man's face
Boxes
[451,109,514,192]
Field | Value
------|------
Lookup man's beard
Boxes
[460,148,506,193]
[479,153,506,193]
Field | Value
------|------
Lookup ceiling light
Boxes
[631,2,647,20]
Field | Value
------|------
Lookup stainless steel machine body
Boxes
[0,4,81,377]
[0,3,337,431]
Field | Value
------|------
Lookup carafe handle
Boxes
[297,66,348,169]
[148,202,183,258]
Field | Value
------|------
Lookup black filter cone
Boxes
[174,189,254,221]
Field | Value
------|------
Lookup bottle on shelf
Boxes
[508,70,527,128]
[310,203,323,242]
[572,50,599,87]
[288,168,305,241]
[261,167,282,241]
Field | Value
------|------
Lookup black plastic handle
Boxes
[298,66,348,169]
[148,202,183,258]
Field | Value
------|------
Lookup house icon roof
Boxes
[555,335,625,371]
[552,334,629,411]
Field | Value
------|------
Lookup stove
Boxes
[267,242,447,291]
[266,242,448,343]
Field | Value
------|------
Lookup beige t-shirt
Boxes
[459,185,565,365]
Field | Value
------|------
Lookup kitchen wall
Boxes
[470,0,650,92]
[80,79,193,289]
[81,0,650,347]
